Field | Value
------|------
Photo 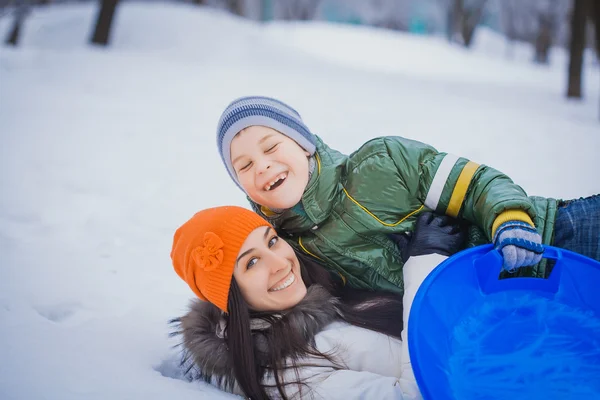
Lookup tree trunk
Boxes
[567,0,587,98]
[590,0,599,55]
[462,4,486,48]
[5,18,22,46]
[229,0,244,17]
[534,15,553,64]
[445,3,454,41]
[503,1,516,59]
[90,0,119,46]
[450,0,463,43]
[5,0,27,46]
[450,0,486,48]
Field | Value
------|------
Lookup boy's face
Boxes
[230,126,310,210]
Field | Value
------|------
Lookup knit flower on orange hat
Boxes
[191,232,224,272]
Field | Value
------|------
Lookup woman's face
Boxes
[233,226,307,311]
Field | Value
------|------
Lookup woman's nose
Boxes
[267,252,289,273]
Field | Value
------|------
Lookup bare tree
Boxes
[461,0,487,47]
[533,2,558,64]
[446,0,488,48]
[567,0,588,99]
[499,1,536,58]
[590,0,600,55]
[90,0,119,46]
[4,0,28,46]
[500,0,519,57]
[498,1,571,63]
[228,0,244,17]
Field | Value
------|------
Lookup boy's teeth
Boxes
[264,173,287,191]
[270,273,295,292]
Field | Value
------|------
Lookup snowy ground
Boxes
[1,2,599,399]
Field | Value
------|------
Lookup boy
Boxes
[215,96,598,294]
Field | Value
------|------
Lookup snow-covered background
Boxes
[1,2,599,399]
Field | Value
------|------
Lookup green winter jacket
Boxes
[251,136,559,295]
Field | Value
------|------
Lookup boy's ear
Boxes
[304,150,310,157]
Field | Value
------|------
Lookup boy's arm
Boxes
[383,136,544,271]
[381,137,535,240]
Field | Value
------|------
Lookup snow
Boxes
[1,2,599,399]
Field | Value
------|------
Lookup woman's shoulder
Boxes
[315,321,404,374]
[316,321,402,349]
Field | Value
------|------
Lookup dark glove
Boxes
[389,212,467,263]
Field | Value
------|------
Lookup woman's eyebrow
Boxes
[263,226,272,240]
[236,248,254,265]
[236,227,272,266]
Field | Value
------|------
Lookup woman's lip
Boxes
[269,270,294,291]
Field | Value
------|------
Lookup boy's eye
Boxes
[265,143,279,153]
[239,161,252,172]
[246,257,258,269]
[268,236,279,247]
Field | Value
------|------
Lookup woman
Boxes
[170,206,461,399]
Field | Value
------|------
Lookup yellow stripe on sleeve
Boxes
[446,161,480,217]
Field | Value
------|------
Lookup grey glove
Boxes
[493,220,543,272]
[390,212,467,263]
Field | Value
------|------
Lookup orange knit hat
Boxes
[171,206,272,313]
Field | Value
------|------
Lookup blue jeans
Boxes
[553,194,600,262]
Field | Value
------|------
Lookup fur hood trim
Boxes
[171,285,342,391]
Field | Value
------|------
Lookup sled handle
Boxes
[473,245,563,294]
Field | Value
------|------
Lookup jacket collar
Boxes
[172,285,342,387]
[250,136,346,233]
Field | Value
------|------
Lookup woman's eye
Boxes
[268,236,279,248]
[246,257,258,269]
[265,144,279,153]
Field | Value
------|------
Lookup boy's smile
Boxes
[264,172,287,191]
[230,126,311,210]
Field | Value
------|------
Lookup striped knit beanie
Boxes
[216,96,317,188]
[171,206,272,313]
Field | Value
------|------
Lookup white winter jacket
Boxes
[175,254,444,399]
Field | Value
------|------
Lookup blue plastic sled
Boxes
[408,245,600,400]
